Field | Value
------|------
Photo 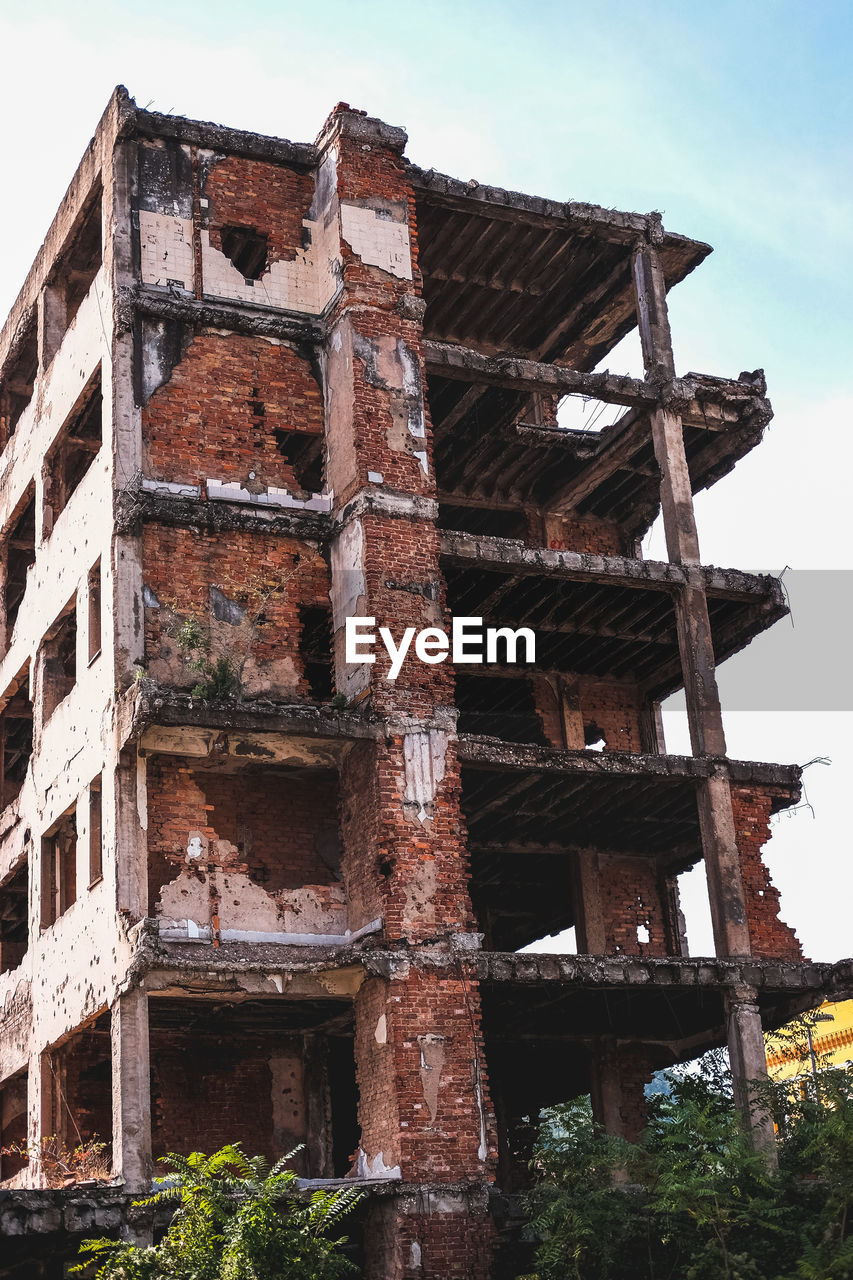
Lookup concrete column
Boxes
[725,987,776,1158]
[110,987,152,1190]
[697,776,751,956]
[589,1037,653,1149]
[574,847,606,953]
[26,1053,51,1186]
[632,240,675,383]
[114,748,148,919]
[37,284,68,373]
[303,1035,334,1179]
[632,241,751,960]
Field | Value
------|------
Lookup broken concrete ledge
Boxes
[440,529,787,604]
[115,474,331,540]
[121,920,848,999]
[457,733,802,795]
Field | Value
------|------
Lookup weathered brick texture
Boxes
[354,968,496,1183]
[142,523,329,699]
[203,155,315,267]
[364,1198,496,1280]
[598,854,669,957]
[731,786,804,960]
[146,755,339,909]
[143,331,324,493]
[339,736,473,943]
[545,512,630,555]
[149,1030,306,1167]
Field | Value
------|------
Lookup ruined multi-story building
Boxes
[0,87,848,1278]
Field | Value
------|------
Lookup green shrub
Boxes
[74,1144,360,1280]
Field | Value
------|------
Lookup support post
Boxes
[632,239,752,959]
[725,987,777,1160]
[111,988,152,1191]
[574,848,606,954]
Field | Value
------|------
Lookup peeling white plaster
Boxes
[374,1013,387,1045]
[206,479,332,512]
[340,203,412,280]
[200,215,340,315]
[402,730,448,823]
[186,835,205,860]
[139,212,194,290]
[410,1241,422,1268]
[356,1148,402,1180]
[140,477,200,498]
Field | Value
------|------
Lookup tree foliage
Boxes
[73,1144,360,1280]
[520,1053,853,1280]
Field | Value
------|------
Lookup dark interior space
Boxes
[4,489,36,637]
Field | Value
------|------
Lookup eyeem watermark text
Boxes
[345,616,536,680]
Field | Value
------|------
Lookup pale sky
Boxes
[0,0,850,961]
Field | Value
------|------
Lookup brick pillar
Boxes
[319,105,495,1277]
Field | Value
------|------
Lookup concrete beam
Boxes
[440,529,787,603]
[410,166,712,264]
[456,734,801,794]
[425,340,657,406]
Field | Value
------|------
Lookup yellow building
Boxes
[766,999,853,1082]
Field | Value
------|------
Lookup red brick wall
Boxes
[590,1044,658,1144]
[544,512,630,556]
[529,675,644,752]
[149,1030,280,1164]
[354,968,496,1183]
[599,855,668,957]
[531,674,565,748]
[354,513,454,718]
[146,755,339,907]
[203,155,314,268]
[364,1199,496,1280]
[337,740,383,931]
[58,1028,112,1153]
[143,331,324,493]
[577,677,643,752]
[142,523,329,699]
[731,787,804,961]
[339,736,473,943]
[328,105,421,304]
